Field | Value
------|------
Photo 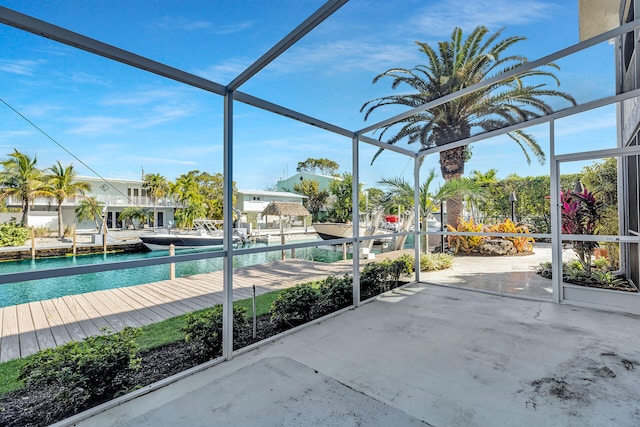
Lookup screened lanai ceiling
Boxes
[0,0,623,189]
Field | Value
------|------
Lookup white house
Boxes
[4,176,176,230]
[236,189,306,227]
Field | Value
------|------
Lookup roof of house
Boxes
[238,189,306,198]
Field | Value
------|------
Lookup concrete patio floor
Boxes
[67,282,640,427]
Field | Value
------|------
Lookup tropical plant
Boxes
[46,161,91,238]
[361,26,576,227]
[581,158,619,267]
[0,149,51,226]
[379,168,482,228]
[0,218,30,247]
[486,219,534,253]
[446,217,485,254]
[142,173,169,231]
[75,196,105,230]
[561,186,601,270]
[118,206,152,229]
[328,172,363,223]
[293,179,329,221]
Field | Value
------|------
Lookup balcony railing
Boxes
[4,195,178,208]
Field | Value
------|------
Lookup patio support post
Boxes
[414,156,421,282]
[352,135,361,307]
[549,119,563,303]
[222,90,235,359]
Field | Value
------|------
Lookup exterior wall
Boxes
[276,172,339,192]
[236,190,307,228]
[3,176,176,230]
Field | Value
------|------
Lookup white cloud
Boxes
[0,130,33,141]
[0,59,42,76]
[409,0,558,35]
[196,59,252,84]
[150,16,213,31]
[65,116,132,135]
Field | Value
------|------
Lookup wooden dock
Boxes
[0,259,354,362]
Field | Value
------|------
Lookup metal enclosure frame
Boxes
[0,1,640,367]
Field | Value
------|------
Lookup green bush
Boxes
[270,283,319,328]
[314,275,352,317]
[182,305,249,359]
[386,257,413,286]
[420,252,454,271]
[0,219,29,247]
[360,262,388,299]
[18,327,141,403]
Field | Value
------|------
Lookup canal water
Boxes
[0,240,352,308]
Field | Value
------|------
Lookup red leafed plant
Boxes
[561,186,601,270]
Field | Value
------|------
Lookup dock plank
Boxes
[0,305,20,362]
[28,301,57,350]
[50,298,86,342]
[61,296,102,337]
[16,303,39,356]
[110,288,166,323]
[115,287,175,320]
[40,299,73,346]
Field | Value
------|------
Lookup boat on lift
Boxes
[139,219,248,250]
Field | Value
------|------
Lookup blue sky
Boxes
[0,0,617,191]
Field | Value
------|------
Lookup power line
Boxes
[0,96,138,206]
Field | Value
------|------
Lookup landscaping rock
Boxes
[478,239,516,256]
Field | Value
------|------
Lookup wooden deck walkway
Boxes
[0,259,354,362]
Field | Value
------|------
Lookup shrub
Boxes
[360,262,389,299]
[0,219,29,247]
[270,283,319,328]
[386,257,413,287]
[18,327,141,403]
[314,275,353,317]
[182,305,249,359]
[33,226,52,238]
[446,218,485,254]
[486,219,534,253]
[420,253,454,271]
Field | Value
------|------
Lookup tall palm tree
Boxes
[142,173,169,231]
[75,196,104,230]
[47,161,92,238]
[0,149,51,226]
[361,26,576,226]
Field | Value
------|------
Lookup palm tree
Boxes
[46,161,91,238]
[378,169,482,227]
[361,26,576,226]
[118,207,152,229]
[75,196,104,230]
[0,149,51,226]
[142,173,169,231]
[467,169,498,221]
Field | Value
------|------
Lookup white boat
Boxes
[313,214,442,242]
[312,222,394,245]
[140,219,248,250]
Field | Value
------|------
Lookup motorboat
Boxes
[140,219,248,250]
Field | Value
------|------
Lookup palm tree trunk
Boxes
[57,202,64,238]
[22,200,29,227]
[439,146,467,227]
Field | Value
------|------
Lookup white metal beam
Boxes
[352,135,361,307]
